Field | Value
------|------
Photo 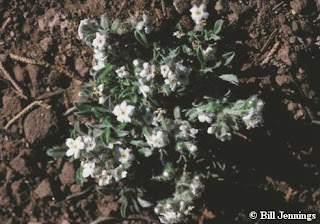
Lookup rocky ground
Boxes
[0,0,319,223]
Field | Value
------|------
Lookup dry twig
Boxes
[1,17,11,31]
[4,100,45,130]
[0,61,28,99]
[10,53,81,80]
[260,29,278,52]
[36,88,65,100]
[260,41,280,66]
[272,1,284,11]
[233,131,248,140]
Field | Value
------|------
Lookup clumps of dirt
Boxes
[59,162,75,186]
[24,107,58,144]
[34,178,53,199]
[9,153,30,175]
[1,89,22,117]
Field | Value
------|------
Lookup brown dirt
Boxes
[0,0,319,223]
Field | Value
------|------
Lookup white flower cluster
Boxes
[92,32,108,72]
[66,135,134,186]
[154,175,204,224]
[161,59,191,91]
[92,84,106,104]
[176,121,198,154]
[132,58,192,97]
[242,102,264,129]
[66,135,96,159]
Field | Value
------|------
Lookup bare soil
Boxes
[0,0,319,223]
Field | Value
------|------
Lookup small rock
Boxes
[2,91,22,116]
[287,102,297,111]
[290,0,308,14]
[75,57,89,77]
[59,162,76,186]
[34,179,52,198]
[10,156,30,175]
[24,107,58,144]
[278,45,292,66]
[39,37,53,52]
[275,75,293,86]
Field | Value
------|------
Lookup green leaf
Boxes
[213,19,223,34]
[196,47,205,68]
[130,140,144,146]
[137,197,153,208]
[120,200,128,218]
[138,148,154,157]
[100,14,109,30]
[103,125,111,143]
[134,30,150,48]
[222,52,235,66]
[219,74,239,86]
[95,64,113,80]
[46,148,66,157]
[76,167,84,186]
[111,19,120,32]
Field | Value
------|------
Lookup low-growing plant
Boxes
[49,3,264,223]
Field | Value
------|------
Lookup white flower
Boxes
[113,101,135,123]
[190,177,204,198]
[160,65,170,78]
[139,62,157,81]
[189,128,198,138]
[207,126,214,134]
[112,165,127,182]
[78,19,88,40]
[187,143,198,153]
[98,96,106,104]
[116,66,130,78]
[92,32,107,50]
[149,130,169,148]
[154,207,160,214]
[164,71,179,91]
[159,211,184,224]
[203,46,215,60]
[190,4,209,25]
[133,59,142,67]
[242,108,263,129]
[215,132,232,142]
[136,14,154,34]
[66,136,85,159]
[93,50,106,61]
[173,31,185,39]
[96,84,106,104]
[83,136,96,152]
[163,171,169,177]
[197,109,213,123]
[82,161,95,178]
[179,121,198,138]
[117,147,134,164]
[138,79,150,98]
[92,59,106,71]
[98,170,113,186]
